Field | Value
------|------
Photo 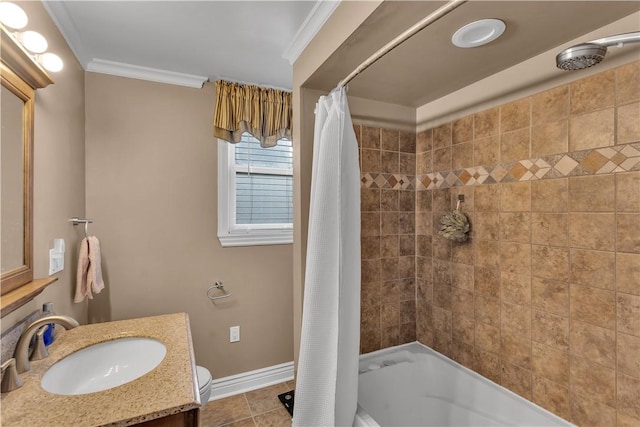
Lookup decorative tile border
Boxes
[360,142,640,189]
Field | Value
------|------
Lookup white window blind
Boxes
[217,133,293,247]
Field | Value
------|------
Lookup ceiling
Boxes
[43,1,639,102]
[305,1,640,107]
[43,0,327,89]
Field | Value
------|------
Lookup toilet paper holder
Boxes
[207,281,233,301]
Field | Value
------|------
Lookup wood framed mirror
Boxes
[1,25,53,309]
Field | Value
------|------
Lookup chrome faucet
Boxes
[14,315,79,374]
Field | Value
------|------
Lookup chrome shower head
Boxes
[556,32,640,71]
[556,43,607,71]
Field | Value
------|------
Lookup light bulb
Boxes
[19,30,48,54]
[40,53,63,72]
[0,2,28,30]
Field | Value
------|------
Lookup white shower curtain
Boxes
[293,87,361,427]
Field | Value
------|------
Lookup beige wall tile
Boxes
[433,147,451,171]
[617,293,640,337]
[400,152,416,175]
[381,325,399,348]
[452,340,475,369]
[361,212,380,236]
[532,245,570,282]
[501,330,532,369]
[570,320,616,368]
[451,263,474,291]
[570,69,615,115]
[416,150,432,174]
[475,184,500,211]
[568,213,615,251]
[531,178,568,212]
[569,390,616,427]
[417,129,433,153]
[452,239,475,265]
[531,120,568,157]
[532,341,569,385]
[500,362,532,399]
[362,126,381,149]
[381,150,400,174]
[617,61,640,105]
[617,252,640,296]
[500,182,530,212]
[502,301,531,336]
[570,356,616,407]
[474,212,500,240]
[452,287,474,317]
[531,213,568,246]
[453,115,473,144]
[617,214,640,254]
[361,236,380,260]
[569,108,615,151]
[361,148,381,172]
[474,240,500,269]
[531,277,569,316]
[500,128,530,163]
[532,376,570,421]
[381,235,399,258]
[453,314,475,346]
[474,135,500,166]
[618,372,640,420]
[381,128,399,152]
[434,327,452,356]
[570,284,616,330]
[475,295,501,328]
[452,141,473,170]
[617,332,640,379]
[474,350,501,383]
[380,189,398,212]
[570,248,615,289]
[500,242,531,275]
[399,131,416,153]
[532,85,569,126]
[380,212,399,235]
[475,321,500,354]
[433,123,452,150]
[399,191,415,212]
[474,266,500,297]
[474,107,500,139]
[617,172,640,213]
[433,188,453,212]
[501,98,531,133]
[618,102,640,144]
[381,303,399,327]
[568,174,615,212]
[532,310,569,351]
[361,188,381,212]
[416,190,432,212]
[500,212,531,243]
[501,272,531,306]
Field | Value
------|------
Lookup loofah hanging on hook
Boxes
[439,203,470,242]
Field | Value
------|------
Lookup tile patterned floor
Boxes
[200,381,294,427]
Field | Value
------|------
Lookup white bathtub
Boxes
[353,342,574,427]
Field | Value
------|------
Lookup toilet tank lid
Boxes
[196,366,212,388]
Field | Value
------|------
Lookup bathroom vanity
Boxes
[0,313,200,426]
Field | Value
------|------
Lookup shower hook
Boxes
[456,195,465,211]
[69,217,93,238]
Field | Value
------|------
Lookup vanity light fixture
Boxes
[0,2,63,72]
[452,18,506,48]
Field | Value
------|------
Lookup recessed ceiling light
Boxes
[452,19,506,48]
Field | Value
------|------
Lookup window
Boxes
[218,133,293,247]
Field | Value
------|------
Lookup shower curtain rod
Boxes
[337,0,467,89]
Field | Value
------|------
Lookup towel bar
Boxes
[207,281,233,301]
[69,217,93,238]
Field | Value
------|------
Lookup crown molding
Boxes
[42,0,91,68]
[282,0,341,65]
[86,59,208,88]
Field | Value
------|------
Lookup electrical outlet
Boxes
[230,326,240,343]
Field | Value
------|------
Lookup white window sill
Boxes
[218,230,293,247]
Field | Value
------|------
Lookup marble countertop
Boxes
[1,313,200,426]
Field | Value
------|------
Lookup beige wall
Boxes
[84,74,293,377]
[2,0,87,333]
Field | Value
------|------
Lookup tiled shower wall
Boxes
[356,126,417,353]
[356,60,639,427]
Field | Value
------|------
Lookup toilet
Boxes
[196,365,212,407]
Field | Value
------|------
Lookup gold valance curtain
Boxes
[213,80,292,148]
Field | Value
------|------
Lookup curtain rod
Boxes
[337,0,467,89]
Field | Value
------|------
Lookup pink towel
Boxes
[74,236,105,303]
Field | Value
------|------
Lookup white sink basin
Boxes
[41,337,166,395]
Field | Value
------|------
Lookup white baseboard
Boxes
[208,361,294,402]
